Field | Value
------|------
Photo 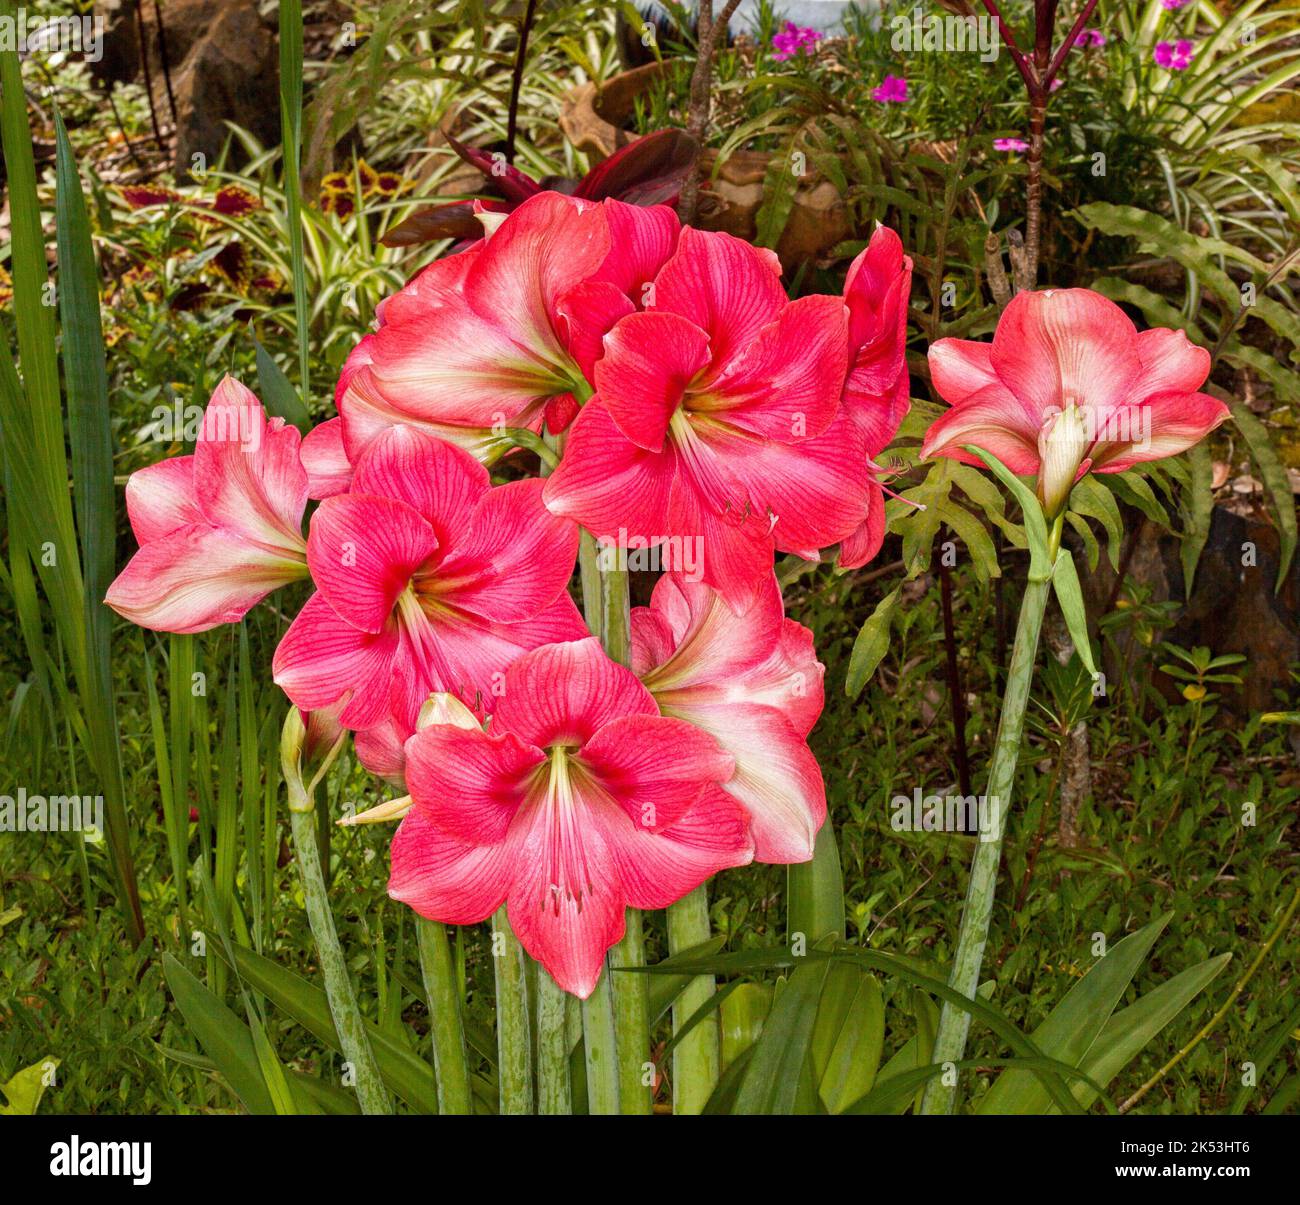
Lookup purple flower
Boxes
[872,74,909,104]
[772,21,820,62]
[994,138,1030,152]
[1154,39,1195,70]
[1161,0,1191,10]
[1074,28,1107,49]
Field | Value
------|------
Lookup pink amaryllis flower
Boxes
[542,225,858,610]
[105,376,309,632]
[321,192,611,493]
[921,289,1230,516]
[388,639,754,997]
[272,425,586,733]
[631,573,826,862]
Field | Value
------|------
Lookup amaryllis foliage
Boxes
[922,288,1230,515]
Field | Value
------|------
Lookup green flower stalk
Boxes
[416,918,473,1115]
[280,709,391,1115]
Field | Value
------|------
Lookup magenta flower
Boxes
[872,74,909,104]
[1154,39,1195,70]
[772,21,820,62]
[1074,28,1106,48]
[994,138,1030,152]
[1161,0,1190,9]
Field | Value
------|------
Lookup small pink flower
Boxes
[872,74,909,104]
[1154,39,1195,70]
[1074,28,1106,49]
[994,138,1030,152]
[772,21,820,62]
[1161,0,1190,10]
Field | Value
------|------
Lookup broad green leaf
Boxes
[1229,401,1296,589]
[1180,443,1214,595]
[732,955,831,1114]
[811,963,885,1113]
[977,913,1171,1114]
[1070,954,1232,1110]
[212,937,444,1113]
[162,954,279,1114]
[720,983,772,1069]
[1069,476,1124,570]
[846,585,901,696]
[648,936,727,1025]
[0,1057,58,1115]
[1051,547,1098,677]
[965,446,1052,580]
[786,822,845,943]
[254,335,312,432]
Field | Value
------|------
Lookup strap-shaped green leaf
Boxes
[1051,545,1098,677]
[965,445,1052,580]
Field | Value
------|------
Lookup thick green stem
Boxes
[286,805,390,1114]
[667,885,720,1113]
[536,969,573,1114]
[919,572,1052,1114]
[581,964,621,1113]
[416,918,473,1115]
[492,906,534,1114]
[595,563,652,1112]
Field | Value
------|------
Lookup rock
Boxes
[92,1,280,178]
[168,0,279,178]
[1082,504,1300,716]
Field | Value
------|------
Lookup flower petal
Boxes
[543,398,678,539]
[492,638,657,749]
[300,418,354,499]
[105,523,306,633]
[404,722,542,845]
[706,294,849,441]
[990,288,1141,417]
[124,455,201,544]
[272,593,402,729]
[436,479,579,622]
[1131,327,1211,401]
[388,805,516,925]
[666,702,824,863]
[920,381,1043,472]
[580,713,734,831]
[306,494,437,633]
[650,226,786,367]
[597,782,753,909]
[192,376,308,551]
[351,425,489,542]
[596,310,711,451]
[1092,390,1229,472]
[928,338,999,406]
